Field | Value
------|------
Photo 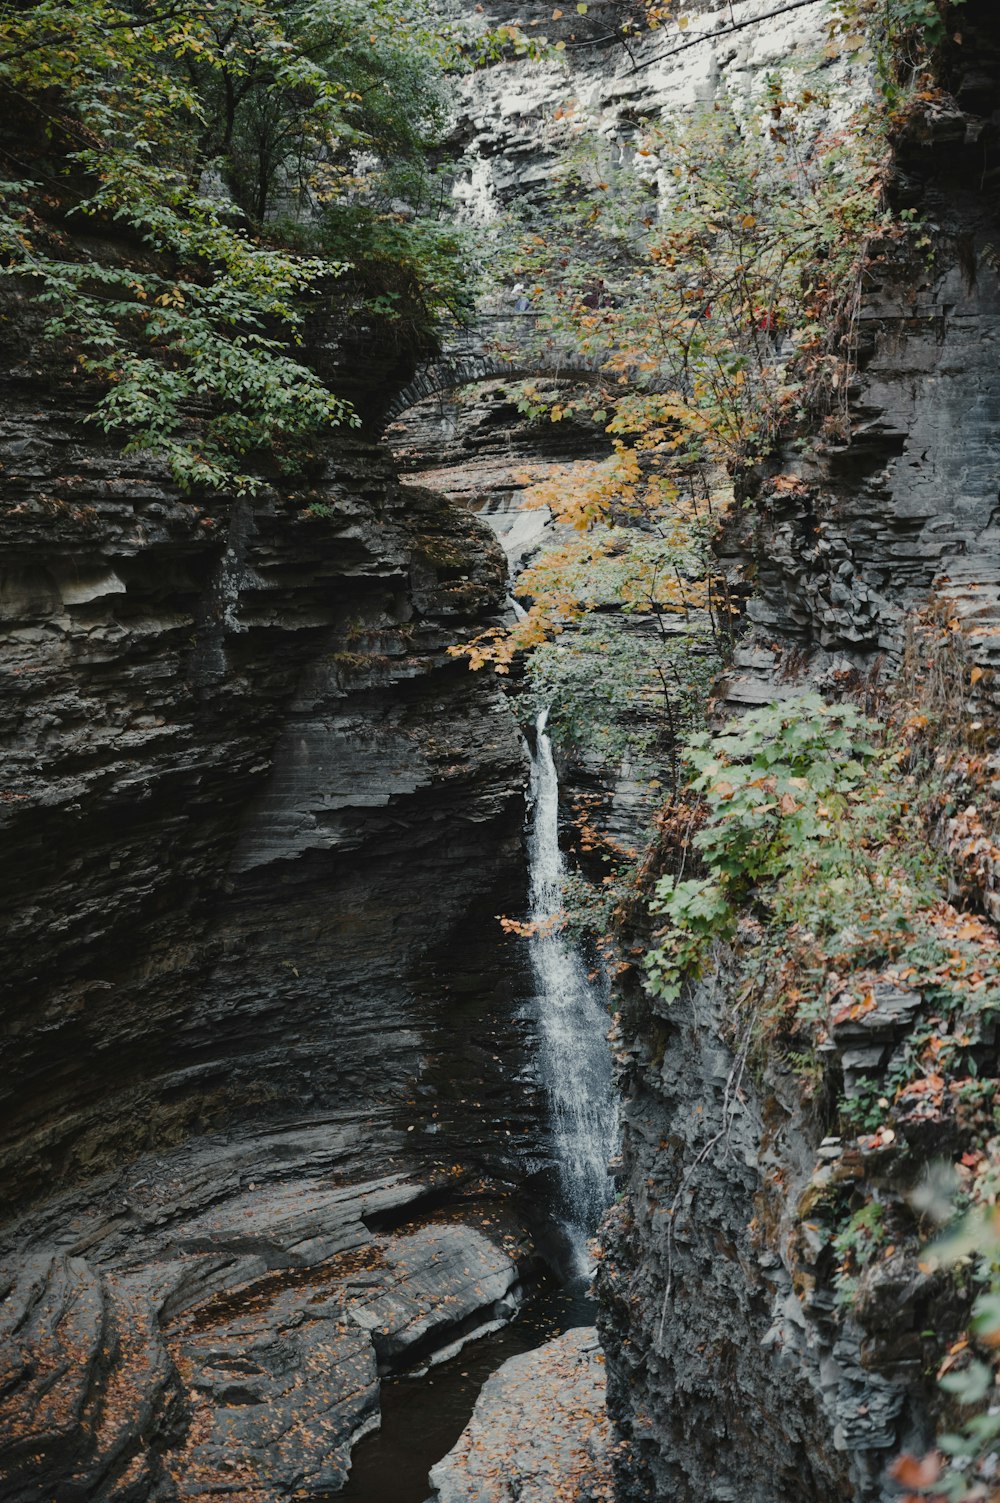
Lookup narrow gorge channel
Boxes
[334,710,618,1501]
[8,1,1000,1501]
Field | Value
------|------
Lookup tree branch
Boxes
[627,0,827,75]
[0,4,190,66]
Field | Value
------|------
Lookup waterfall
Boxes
[527,709,618,1275]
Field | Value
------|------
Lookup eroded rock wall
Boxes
[0,220,546,1494]
[0,369,526,1196]
[597,7,1000,1503]
[419,3,1000,1500]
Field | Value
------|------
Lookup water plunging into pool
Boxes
[337,711,617,1500]
[527,709,618,1275]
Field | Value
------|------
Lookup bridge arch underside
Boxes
[382,365,617,575]
[380,352,605,431]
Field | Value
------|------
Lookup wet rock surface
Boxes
[428,1325,610,1503]
[386,380,668,855]
[0,1132,533,1503]
[596,963,927,1503]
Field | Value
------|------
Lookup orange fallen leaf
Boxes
[890,1452,942,1489]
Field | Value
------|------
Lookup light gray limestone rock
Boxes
[428,1325,610,1503]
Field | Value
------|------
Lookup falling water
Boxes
[528,709,618,1274]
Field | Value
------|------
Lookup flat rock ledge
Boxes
[0,1147,529,1503]
[428,1326,611,1503]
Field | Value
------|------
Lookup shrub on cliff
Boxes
[646,693,886,1003]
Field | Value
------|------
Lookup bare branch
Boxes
[628,0,827,75]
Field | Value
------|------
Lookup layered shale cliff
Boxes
[429,3,1000,1501]
[591,7,1000,1503]
[0,237,558,1495]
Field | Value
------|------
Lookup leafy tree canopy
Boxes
[0,0,500,490]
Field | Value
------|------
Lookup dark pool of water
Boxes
[336,1280,595,1503]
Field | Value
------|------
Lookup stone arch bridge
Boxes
[381,311,605,428]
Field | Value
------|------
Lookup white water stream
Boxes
[527,709,618,1274]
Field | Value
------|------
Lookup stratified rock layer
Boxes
[0,377,529,1191]
[597,6,1000,1503]
[0,1137,531,1503]
[394,3,1000,1501]
[0,232,545,1494]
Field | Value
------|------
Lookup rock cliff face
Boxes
[599,964,929,1503]
[415,4,1000,1502]
[0,417,524,1195]
[9,0,1000,1498]
[592,7,1000,1503]
[450,0,861,221]
[720,18,1000,704]
[0,246,549,1492]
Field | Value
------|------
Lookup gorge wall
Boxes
[582,7,1000,1503]
[0,251,556,1496]
[420,3,1000,1501]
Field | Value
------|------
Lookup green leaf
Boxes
[939,1361,993,1405]
[971,1291,1000,1339]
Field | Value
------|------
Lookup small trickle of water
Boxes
[527,709,618,1274]
[218,546,268,634]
